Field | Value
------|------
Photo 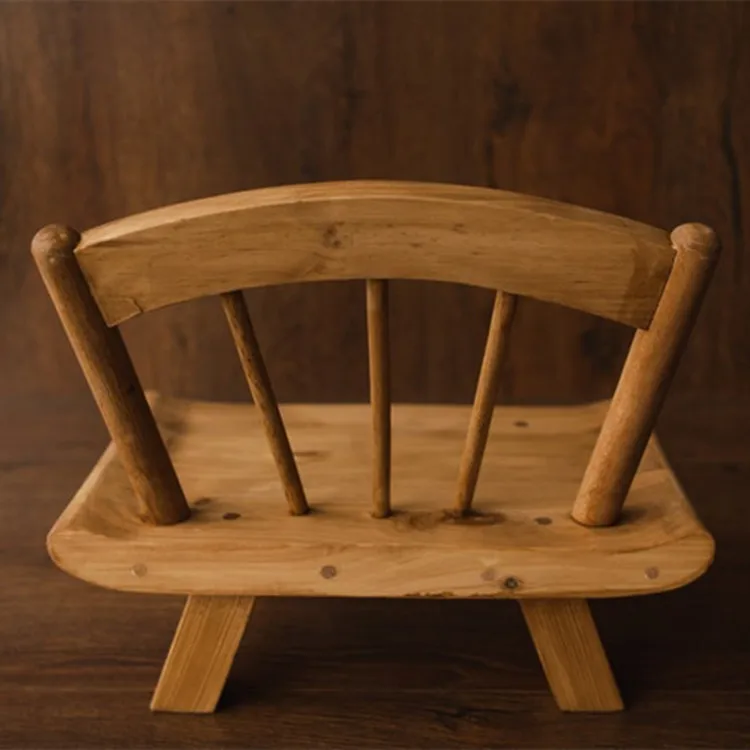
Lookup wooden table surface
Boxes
[2,395,749,748]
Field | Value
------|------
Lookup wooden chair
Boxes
[33,181,718,714]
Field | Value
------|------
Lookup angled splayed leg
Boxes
[151,596,255,713]
[520,599,623,712]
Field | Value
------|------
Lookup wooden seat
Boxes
[33,180,719,715]
[49,396,712,599]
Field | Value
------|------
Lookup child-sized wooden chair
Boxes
[33,181,718,714]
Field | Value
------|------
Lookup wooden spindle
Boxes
[31,225,190,525]
[221,290,309,516]
[572,223,719,527]
[455,291,517,515]
[366,279,392,518]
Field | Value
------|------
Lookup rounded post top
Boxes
[670,223,719,260]
[31,224,81,261]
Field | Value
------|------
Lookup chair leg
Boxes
[520,598,623,712]
[151,595,255,713]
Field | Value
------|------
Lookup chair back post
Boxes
[31,224,190,526]
[572,223,719,527]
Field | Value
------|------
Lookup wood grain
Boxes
[30,226,190,526]
[221,291,309,516]
[366,279,391,518]
[73,181,674,328]
[151,595,255,713]
[47,395,713,598]
[573,224,720,526]
[456,292,517,514]
[520,599,623,712]
[2,394,750,745]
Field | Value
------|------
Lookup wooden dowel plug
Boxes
[221,290,309,516]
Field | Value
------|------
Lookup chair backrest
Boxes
[32,181,718,528]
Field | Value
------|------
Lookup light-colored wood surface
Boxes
[150,595,254,713]
[220,291,309,516]
[48,396,714,598]
[573,223,720,526]
[30,226,190,526]
[520,599,623,712]
[456,292,517,514]
[366,279,391,518]
[74,181,674,328]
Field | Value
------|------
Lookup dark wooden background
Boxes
[2,3,750,747]
[2,1,748,407]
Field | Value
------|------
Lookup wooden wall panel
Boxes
[0,2,747,406]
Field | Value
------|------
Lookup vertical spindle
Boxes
[455,291,517,515]
[221,290,309,516]
[366,279,392,518]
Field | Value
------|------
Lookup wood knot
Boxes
[322,224,343,249]
[393,509,505,531]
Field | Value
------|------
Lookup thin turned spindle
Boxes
[456,291,517,515]
[221,290,309,516]
[572,223,719,527]
[31,225,190,525]
[366,279,392,518]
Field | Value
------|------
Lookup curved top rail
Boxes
[74,181,674,327]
